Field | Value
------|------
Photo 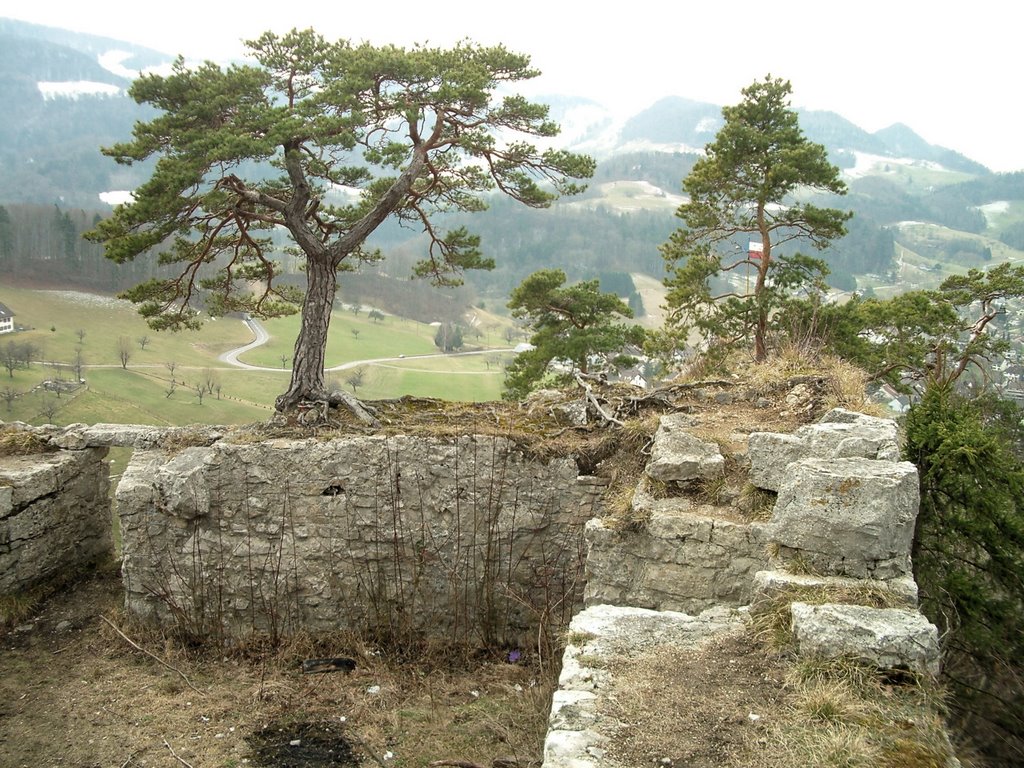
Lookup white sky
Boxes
[6,1,1023,172]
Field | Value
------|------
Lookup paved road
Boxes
[217,317,512,373]
[218,317,273,369]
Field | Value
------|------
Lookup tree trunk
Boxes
[754,213,770,363]
[275,256,336,411]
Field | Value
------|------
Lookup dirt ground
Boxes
[0,568,553,768]
[603,631,792,767]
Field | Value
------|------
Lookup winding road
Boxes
[217,317,512,373]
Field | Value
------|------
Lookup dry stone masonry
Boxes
[0,438,109,596]
[115,434,604,643]
[545,407,945,768]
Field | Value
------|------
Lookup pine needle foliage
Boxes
[904,383,1024,762]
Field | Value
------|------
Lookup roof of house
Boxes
[0,302,13,319]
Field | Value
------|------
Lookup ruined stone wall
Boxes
[547,409,949,768]
[0,446,110,596]
[583,408,916,614]
[116,434,605,643]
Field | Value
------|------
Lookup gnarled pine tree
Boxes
[88,29,593,412]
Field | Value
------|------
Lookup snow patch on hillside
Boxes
[38,81,123,99]
[99,191,134,206]
[977,200,1009,225]
[616,138,705,156]
[843,151,952,179]
[98,49,175,79]
[40,290,132,310]
[695,117,720,134]
[98,50,140,78]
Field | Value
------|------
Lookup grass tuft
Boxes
[740,482,777,521]
[0,427,54,457]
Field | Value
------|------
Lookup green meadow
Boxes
[240,311,443,368]
[0,287,514,427]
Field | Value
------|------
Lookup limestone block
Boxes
[646,413,724,483]
[747,432,804,491]
[749,409,901,491]
[551,400,588,427]
[790,602,940,675]
[766,458,918,578]
[157,448,212,519]
[0,484,11,518]
[0,448,111,595]
[750,570,919,615]
[584,513,767,613]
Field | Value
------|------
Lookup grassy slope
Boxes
[0,287,511,426]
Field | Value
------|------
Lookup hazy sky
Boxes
[7,1,1022,172]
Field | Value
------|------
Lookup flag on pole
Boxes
[748,240,763,259]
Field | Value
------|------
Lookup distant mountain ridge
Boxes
[3,15,1023,310]
[0,17,165,74]
[544,95,990,176]
[0,16,996,208]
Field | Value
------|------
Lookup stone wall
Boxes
[0,444,110,596]
[546,408,950,768]
[116,434,605,643]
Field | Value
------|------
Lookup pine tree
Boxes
[661,76,849,362]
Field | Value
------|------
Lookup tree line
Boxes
[0,203,164,291]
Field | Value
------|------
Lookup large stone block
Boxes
[0,447,111,595]
[646,413,724,484]
[749,408,900,491]
[766,458,919,578]
[790,602,940,675]
[584,498,768,613]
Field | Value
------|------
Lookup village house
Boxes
[0,302,14,334]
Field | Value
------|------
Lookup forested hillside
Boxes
[2,18,1024,316]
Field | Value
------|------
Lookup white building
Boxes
[0,303,13,334]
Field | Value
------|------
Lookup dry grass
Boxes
[1,571,558,768]
[749,584,908,652]
[600,624,956,768]
[0,425,54,457]
[739,482,777,521]
[744,344,883,416]
[601,630,789,768]
[771,655,954,768]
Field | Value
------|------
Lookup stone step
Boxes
[544,603,745,768]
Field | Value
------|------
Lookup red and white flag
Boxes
[748,241,763,259]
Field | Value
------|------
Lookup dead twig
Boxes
[429,761,488,768]
[350,733,390,768]
[574,373,624,426]
[327,389,381,427]
[99,615,204,696]
[162,738,194,768]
